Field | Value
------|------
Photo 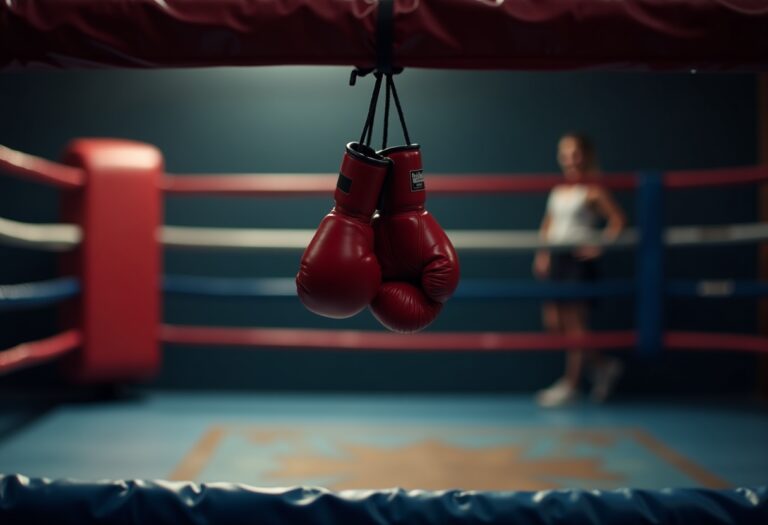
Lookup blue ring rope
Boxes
[667,280,768,298]
[2,276,767,311]
[456,279,634,299]
[0,277,80,310]
[163,276,637,300]
[163,275,768,301]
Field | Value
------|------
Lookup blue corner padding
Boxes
[0,475,766,525]
[635,171,665,358]
[0,277,80,311]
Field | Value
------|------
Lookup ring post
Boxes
[60,139,162,382]
[636,171,665,357]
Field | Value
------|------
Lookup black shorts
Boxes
[549,252,598,282]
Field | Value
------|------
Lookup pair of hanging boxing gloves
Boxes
[295,74,459,333]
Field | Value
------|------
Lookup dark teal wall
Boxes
[0,67,759,393]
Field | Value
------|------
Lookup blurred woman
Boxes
[533,133,626,407]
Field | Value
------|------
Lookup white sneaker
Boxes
[536,379,579,408]
[590,358,623,403]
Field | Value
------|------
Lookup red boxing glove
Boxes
[297,143,390,318]
[370,145,460,333]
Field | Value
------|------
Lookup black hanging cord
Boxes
[382,74,392,150]
[388,74,411,146]
[351,0,412,150]
[376,0,395,75]
[350,0,399,86]
[359,73,384,147]
[356,73,411,150]
[349,67,373,87]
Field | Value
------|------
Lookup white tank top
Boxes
[545,184,598,244]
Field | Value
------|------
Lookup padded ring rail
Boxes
[4,1,768,70]
[0,475,766,525]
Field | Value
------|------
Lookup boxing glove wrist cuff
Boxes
[335,142,390,220]
[378,144,425,213]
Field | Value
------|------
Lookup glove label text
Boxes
[410,170,425,192]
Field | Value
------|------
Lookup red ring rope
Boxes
[162,174,638,196]
[161,326,768,354]
[0,330,82,375]
[160,326,635,351]
[0,145,85,189]
[664,165,768,189]
[665,332,768,354]
[2,144,765,195]
[162,166,768,197]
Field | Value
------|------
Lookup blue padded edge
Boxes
[0,475,766,525]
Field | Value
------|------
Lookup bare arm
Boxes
[540,213,551,237]
[538,212,552,252]
[589,187,626,241]
[533,212,552,278]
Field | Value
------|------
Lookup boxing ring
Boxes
[2,142,768,371]
[2,138,768,521]
[2,0,768,523]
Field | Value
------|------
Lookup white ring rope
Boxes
[160,227,637,251]
[0,215,82,251]
[2,215,768,252]
[665,222,768,246]
[160,224,768,251]
[160,226,314,250]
